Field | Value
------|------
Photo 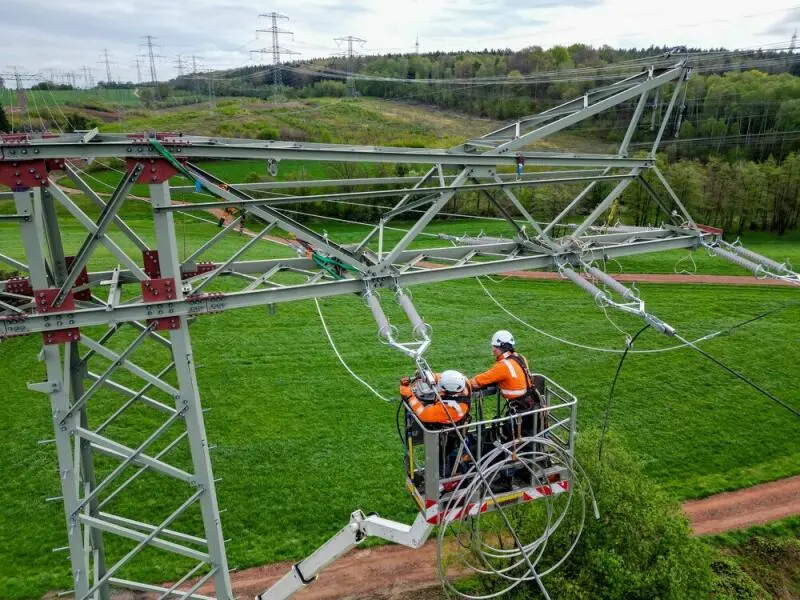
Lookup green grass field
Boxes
[0,88,141,110]
[96,97,502,148]
[1,199,800,597]
[2,96,800,598]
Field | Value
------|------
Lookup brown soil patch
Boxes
[185,476,800,599]
[684,475,800,536]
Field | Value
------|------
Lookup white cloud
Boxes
[1,0,795,85]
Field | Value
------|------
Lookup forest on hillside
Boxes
[187,45,800,236]
[203,44,800,162]
[3,43,800,235]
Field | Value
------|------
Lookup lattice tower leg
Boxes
[150,181,234,599]
[16,187,95,598]
[42,185,113,600]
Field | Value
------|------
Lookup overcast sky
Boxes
[3,0,799,85]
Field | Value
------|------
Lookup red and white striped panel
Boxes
[424,480,570,525]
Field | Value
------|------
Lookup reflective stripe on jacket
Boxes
[470,351,531,400]
[400,379,470,425]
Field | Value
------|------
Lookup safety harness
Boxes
[504,352,541,410]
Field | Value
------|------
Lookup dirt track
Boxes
[684,475,800,535]
[186,476,800,600]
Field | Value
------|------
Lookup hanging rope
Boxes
[476,276,719,354]
[314,298,392,403]
[598,324,650,463]
[675,333,800,420]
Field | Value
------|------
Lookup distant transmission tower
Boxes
[9,66,22,90]
[132,57,143,84]
[141,35,160,83]
[415,34,420,55]
[334,35,366,96]
[99,49,115,85]
[791,29,797,54]
[175,54,185,78]
[81,66,95,89]
[253,12,298,102]
[191,55,201,100]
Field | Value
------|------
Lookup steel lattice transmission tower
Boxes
[131,57,143,84]
[141,35,160,84]
[81,66,94,89]
[334,35,366,96]
[99,49,115,85]
[253,12,298,102]
[175,55,185,78]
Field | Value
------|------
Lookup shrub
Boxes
[256,126,279,140]
[472,430,715,599]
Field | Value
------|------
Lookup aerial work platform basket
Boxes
[403,374,578,525]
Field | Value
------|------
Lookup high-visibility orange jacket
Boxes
[400,377,471,425]
[470,351,532,400]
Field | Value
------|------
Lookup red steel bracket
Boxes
[126,157,182,184]
[65,256,91,301]
[182,261,215,279]
[142,249,161,278]
[34,288,80,345]
[5,276,33,297]
[696,223,724,235]
[141,278,180,331]
[0,160,49,190]
[45,158,67,172]
[0,133,31,144]
[126,132,187,142]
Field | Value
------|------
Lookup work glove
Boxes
[399,384,412,401]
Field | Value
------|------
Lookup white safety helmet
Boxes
[491,329,515,348]
[438,370,468,394]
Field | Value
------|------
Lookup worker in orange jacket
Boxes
[470,330,534,403]
[400,370,471,425]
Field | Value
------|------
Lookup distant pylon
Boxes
[334,35,366,96]
[100,48,114,84]
[141,35,160,83]
[253,12,299,102]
